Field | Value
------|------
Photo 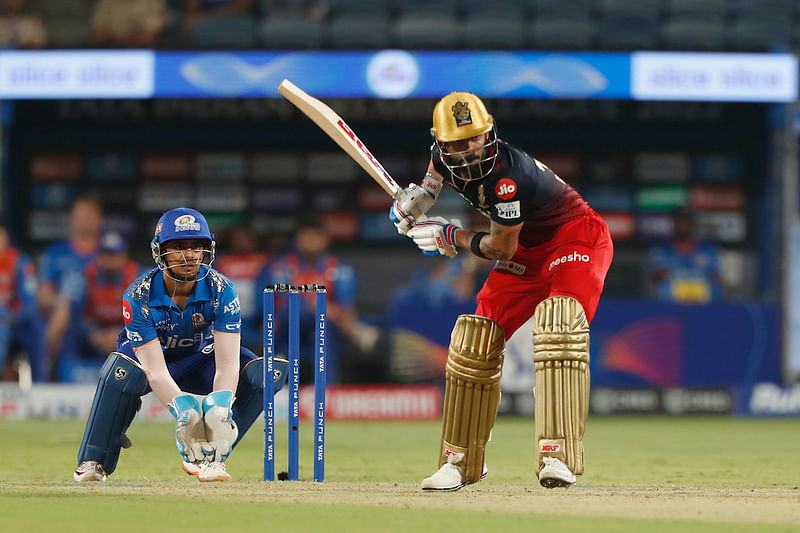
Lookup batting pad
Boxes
[533,296,590,476]
[439,315,505,483]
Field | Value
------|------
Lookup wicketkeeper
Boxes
[73,207,287,483]
[390,92,613,490]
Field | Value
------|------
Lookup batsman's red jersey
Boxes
[433,140,613,340]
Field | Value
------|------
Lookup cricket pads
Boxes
[439,315,505,483]
[533,296,590,476]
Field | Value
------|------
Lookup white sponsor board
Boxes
[632,52,798,102]
[0,50,154,98]
[747,383,800,416]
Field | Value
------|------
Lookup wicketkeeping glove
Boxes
[389,173,443,235]
[201,390,238,463]
[168,394,207,463]
[406,216,460,258]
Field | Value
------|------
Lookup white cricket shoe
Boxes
[73,460,107,482]
[421,454,488,492]
[182,460,201,477]
[538,457,576,488]
[198,461,231,482]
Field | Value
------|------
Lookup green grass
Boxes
[2,417,800,532]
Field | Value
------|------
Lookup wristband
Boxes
[470,232,490,259]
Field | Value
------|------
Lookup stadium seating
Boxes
[664,0,727,19]
[325,15,391,49]
[258,15,322,49]
[660,18,726,51]
[392,15,459,49]
[595,14,660,50]
[529,0,593,19]
[460,15,526,50]
[192,15,258,49]
[527,17,595,50]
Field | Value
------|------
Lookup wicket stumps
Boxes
[263,283,327,482]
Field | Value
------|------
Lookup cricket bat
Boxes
[278,79,400,199]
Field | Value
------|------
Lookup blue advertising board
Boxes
[0,50,795,102]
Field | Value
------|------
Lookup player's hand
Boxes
[406,216,460,258]
[168,394,207,463]
[201,390,238,463]
[389,174,443,235]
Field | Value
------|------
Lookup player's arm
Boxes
[134,338,208,462]
[457,220,524,261]
[211,330,240,393]
[133,339,181,406]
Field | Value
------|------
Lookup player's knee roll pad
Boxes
[231,356,289,448]
[533,296,590,476]
[77,352,148,474]
[439,315,505,483]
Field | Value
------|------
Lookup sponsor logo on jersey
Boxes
[126,329,143,342]
[122,300,133,325]
[174,214,201,232]
[225,321,241,331]
[162,332,203,350]
[495,201,520,219]
[223,297,240,315]
[452,101,472,127]
[495,178,517,200]
[548,251,591,271]
[201,343,214,355]
[540,443,561,453]
[114,367,127,380]
[495,260,526,275]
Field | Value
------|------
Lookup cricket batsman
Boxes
[73,207,287,483]
[390,93,613,490]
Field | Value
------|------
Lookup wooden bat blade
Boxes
[278,79,400,198]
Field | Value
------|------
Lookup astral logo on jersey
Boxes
[495,178,517,200]
[548,251,591,271]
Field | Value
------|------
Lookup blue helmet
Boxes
[150,207,216,274]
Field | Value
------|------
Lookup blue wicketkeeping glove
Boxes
[201,390,238,463]
[168,394,206,463]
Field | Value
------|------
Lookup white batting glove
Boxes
[406,216,460,258]
[201,390,239,463]
[389,173,443,235]
[168,394,207,463]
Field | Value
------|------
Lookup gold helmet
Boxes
[431,92,494,142]
[431,92,498,189]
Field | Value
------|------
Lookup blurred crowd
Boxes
[0,195,724,386]
[0,196,377,385]
[0,0,326,49]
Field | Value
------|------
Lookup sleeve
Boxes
[122,294,158,347]
[215,281,242,334]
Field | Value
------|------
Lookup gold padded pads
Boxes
[533,296,590,476]
[439,315,505,483]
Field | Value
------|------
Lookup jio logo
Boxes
[495,178,517,200]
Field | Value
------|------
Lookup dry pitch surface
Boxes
[6,481,798,527]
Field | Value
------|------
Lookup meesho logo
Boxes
[548,250,590,271]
